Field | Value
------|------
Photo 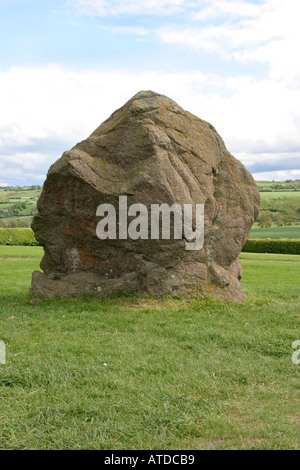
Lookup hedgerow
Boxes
[242,238,300,254]
[0,228,40,246]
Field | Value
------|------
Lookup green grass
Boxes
[239,252,300,262]
[0,203,14,208]
[19,203,36,216]
[0,247,299,450]
[259,192,299,219]
[256,190,300,237]
[0,245,43,258]
[250,225,300,239]
[259,191,300,199]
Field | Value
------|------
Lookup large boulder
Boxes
[30,91,260,301]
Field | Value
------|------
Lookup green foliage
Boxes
[243,238,300,254]
[0,217,33,228]
[0,228,39,246]
[257,210,272,228]
[274,212,284,226]
[258,191,300,227]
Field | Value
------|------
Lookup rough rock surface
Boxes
[31,90,260,301]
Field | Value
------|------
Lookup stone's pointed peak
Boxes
[91,90,186,138]
[104,90,186,127]
[130,90,161,101]
[122,90,184,112]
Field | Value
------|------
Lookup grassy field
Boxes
[256,181,300,191]
[250,224,300,239]
[0,247,299,450]
[259,191,300,199]
[239,252,300,262]
[254,185,300,238]
[0,245,44,258]
[260,191,300,215]
[0,186,41,227]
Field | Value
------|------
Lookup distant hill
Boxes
[0,185,42,228]
[252,182,300,239]
[1,182,299,239]
[256,180,300,191]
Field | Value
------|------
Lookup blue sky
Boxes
[0,0,300,185]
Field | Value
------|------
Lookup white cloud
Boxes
[1,1,298,185]
[0,154,46,181]
[157,0,300,83]
[234,152,300,167]
[253,169,300,181]
[192,0,262,21]
[70,0,300,92]
[72,0,189,16]
[0,152,49,172]
[0,66,214,150]
[71,0,300,87]
[0,64,299,184]
[102,25,150,35]
[157,20,277,55]
[72,0,265,19]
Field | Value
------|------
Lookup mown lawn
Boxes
[239,252,300,262]
[0,247,299,450]
[250,224,300,239]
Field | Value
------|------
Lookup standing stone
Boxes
[30,91,260,301]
